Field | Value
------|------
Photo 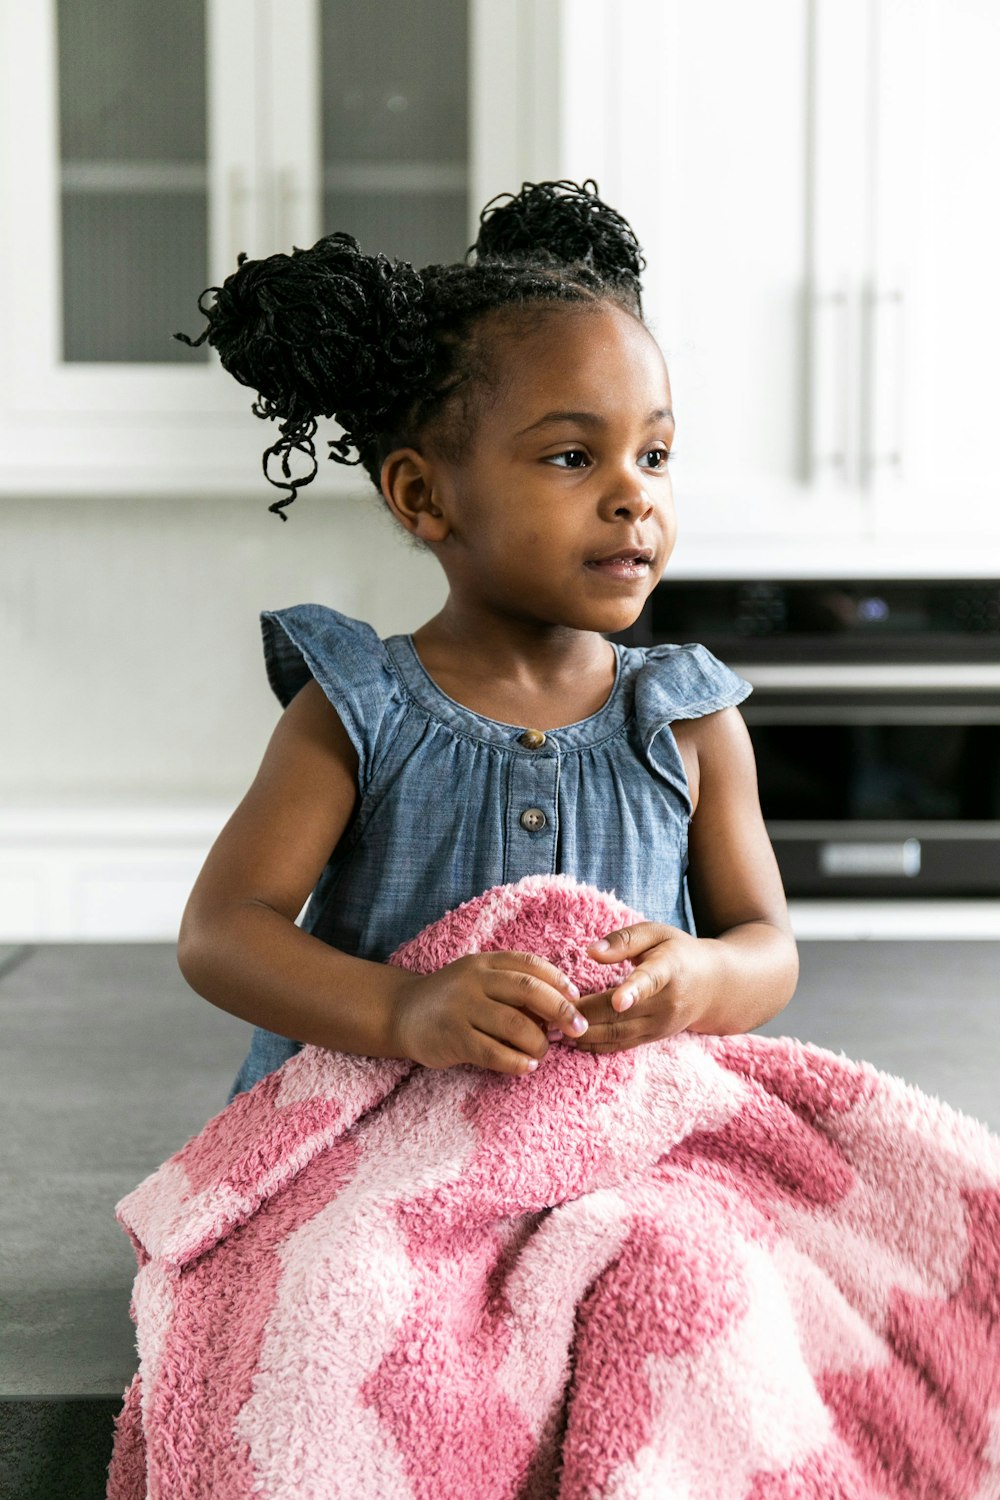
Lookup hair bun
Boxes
[175,233,434,516]
[472,179,645,295]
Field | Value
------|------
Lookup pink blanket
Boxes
[108,875,1000,1500]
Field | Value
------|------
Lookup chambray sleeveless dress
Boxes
[229,603,752,1097]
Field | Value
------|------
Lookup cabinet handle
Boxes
[227,166,250,269]
[275,167,300,251]
[864,285,906,484]
[809,277,853,486]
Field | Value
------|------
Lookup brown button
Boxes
[519,807,547,832]
[518,728,547,749]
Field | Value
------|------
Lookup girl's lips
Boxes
[584,557,652,580]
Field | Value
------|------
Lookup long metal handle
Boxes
[275,167,300,251]
[227,166,249,269]
[809,276,853,485]
[864,284,906,484]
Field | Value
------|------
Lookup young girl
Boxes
[113,182,999,1499]
[176,178,799,1096]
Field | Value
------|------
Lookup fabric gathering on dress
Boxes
[230,603,752,1097]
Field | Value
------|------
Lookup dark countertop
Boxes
[0,943,247,1402]
[1,937,998,1403]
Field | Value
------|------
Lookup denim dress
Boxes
[229,604,752,1096]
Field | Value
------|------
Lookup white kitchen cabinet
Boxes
[498,0,1000,564]
[642,0,1000,554]
[4,0,995,548]
[690,0,1000,555]
[868,0,1000,546]
[0,0,472,499]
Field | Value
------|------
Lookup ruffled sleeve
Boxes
[260,604,403,791]
[633,642,753,798]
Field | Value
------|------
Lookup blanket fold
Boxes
[108,875,1000,1500]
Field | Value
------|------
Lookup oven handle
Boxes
[746,704,1000,724]
[733,664,1000,691]
[819,839,922,879]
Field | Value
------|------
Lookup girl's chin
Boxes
[564,603,648,636]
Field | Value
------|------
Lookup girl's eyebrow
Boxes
[516,407,675,436]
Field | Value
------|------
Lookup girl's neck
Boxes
[410,602,618,729]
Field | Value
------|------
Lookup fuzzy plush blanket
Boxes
[107,875,1000,1500]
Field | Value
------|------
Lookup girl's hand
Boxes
[572,923,722,1054]
[389,951,589,1076]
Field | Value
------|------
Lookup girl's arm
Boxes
[682,704,799,1034]
[178,681,586,1070]
[577,707,799,1049]
[177,679,411,1057]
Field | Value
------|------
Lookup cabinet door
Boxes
[668,0,881,555]
[0,0,275,494]
[871,0,1000,546]
[0,0,472,497]
[611,0,870,555]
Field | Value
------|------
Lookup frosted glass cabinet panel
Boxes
[319,0,469,269]
[57,0,210,363]
[0,0,475,495]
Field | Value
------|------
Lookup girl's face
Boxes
[416,302,676,638]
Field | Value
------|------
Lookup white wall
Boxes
[1,488,447,809]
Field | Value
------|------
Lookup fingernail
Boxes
[571,1013,588,1034]
[564,980,580,999]
[617,989,635,1011]
[526,1059,539,1071]
[591,938,611,953]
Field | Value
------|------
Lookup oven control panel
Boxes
[644,579,1000,661]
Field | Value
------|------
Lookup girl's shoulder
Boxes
[260,603,403,787]
[260,603,391,707]
[626,640,752,729]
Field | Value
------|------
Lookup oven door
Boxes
[741,670,1000,897]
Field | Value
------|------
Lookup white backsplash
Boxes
[2,490,446,806]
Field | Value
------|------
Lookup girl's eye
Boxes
[640,448,674,470]
[545,447,675,470]
[547,449,590,469]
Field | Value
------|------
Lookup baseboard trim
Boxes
[0,806,229,940]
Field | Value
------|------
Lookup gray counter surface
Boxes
[2,937,998,1403]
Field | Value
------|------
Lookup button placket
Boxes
[504,739,560,879]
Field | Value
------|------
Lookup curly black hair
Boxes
[177,179,647,518]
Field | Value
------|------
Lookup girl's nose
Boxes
[601,473,655,521]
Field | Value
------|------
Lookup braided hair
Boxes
[177,179,647,518]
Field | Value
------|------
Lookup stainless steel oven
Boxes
[634,579,1000,899]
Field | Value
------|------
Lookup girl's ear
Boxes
[380,449,450,543]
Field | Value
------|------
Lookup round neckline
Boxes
[385,633,631,749]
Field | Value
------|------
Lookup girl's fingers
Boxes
[483,954,589,1037]
[587,929,678,1012]
[478,999,553,1060]
[469,1026,544,1076]
[571,1016,648,1054]
[578,961,669,1015]
[587,923,676,961]
[491,949,582,1000]
[609,963,661,1012]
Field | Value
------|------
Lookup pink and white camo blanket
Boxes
[108,875,1000,1500]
